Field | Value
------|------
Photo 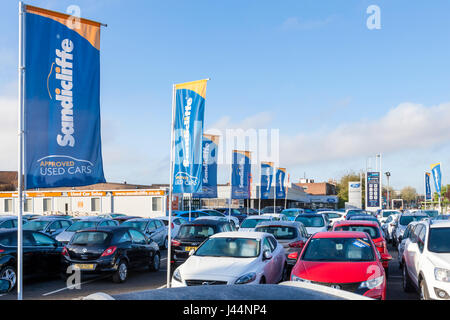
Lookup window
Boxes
[147,221,157,231]
[43,198,52,212]
[48,221,62,231]
[267,236,278,251]
[24,199,32,212]
[262,238,273,253]
[91,198,100,212]
[115,231,132,244]
[129,229,147,244]
[155,220,164,228]
[60,221,71,229]
[4,199,13,213]
[152,197,162,211]
[31,232,56,246]
[0,220,14,229]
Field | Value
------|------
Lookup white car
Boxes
[319,211,344,227]
[155,216,187,238]
[171,231,287,287]
[402,220,450,300]
[239,216,275,232]
[261,213,289,222]
[378,210,401,224]
[294,214,329,236]
[381,214,399,243]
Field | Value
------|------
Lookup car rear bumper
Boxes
[62,257,118,274]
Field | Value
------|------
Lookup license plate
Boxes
[73,264,96,270]
[184,246,197,252]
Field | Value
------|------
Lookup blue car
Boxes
[280,208,304,221]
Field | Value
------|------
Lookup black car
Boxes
[261,206,284,214]
[214,208,248,223]
[23,217,72,237]
[121,218,168,249]
[0,229,64,290]
[170,219,235,266]
[61,226,161,283]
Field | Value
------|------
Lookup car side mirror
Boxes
[263,251,272,261]
[189,249,195,256]
[0,279,11,294]
[380,253,392,261]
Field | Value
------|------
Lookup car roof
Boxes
[296,214,323,218]
[82,226,134,233]
[429,220,450,228]
[183,219,228,226]
[243,216,272,220]
[124,218,160,222]
[0,216,16,220]
[30,217,71,221]
[313,231,371,239]
[210,231,270,239]
[334,220,380,227]
[255,221,304,228]
[73,216,110,221]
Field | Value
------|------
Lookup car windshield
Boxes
[241,219,266,229]
[71,231,110,246]
[195,237,260,258]
[255,225,297,240]
[261,207,282,213]
[423,210,439,218]
[399,216,427,226]
[383,211,397,218]
[428,228,450,253]
[66,221,98,232]
[121,221,147,232]
[302,237,375,262]
[203,211,223,217]
[23,221,48,231]
[281,210,299,217]
[334,225,380,239]
[178,225,215,239]
[295,216,324,227]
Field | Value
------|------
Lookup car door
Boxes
[268,236,284,281]
[29,232,61,275]
[406,224,423,283]
[154,220,166,245]
[412,226,426,281]
[128,229,149,267]
[145,221,159,244]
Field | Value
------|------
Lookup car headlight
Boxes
[291,274,311,283]
[359,275,384,290]
[235,272,257,285]
[172,268,182,283]
[434,268,450,282]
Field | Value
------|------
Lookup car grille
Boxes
[311,281,362,293]
[185,279,228,286]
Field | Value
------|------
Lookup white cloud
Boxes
[280,102,450,166]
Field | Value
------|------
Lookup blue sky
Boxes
[1,0,450,193]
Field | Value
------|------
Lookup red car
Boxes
[290,231,392,300]
[332,220,390,270]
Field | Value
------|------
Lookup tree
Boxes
[336,172,365,208]
[400,186,417,206]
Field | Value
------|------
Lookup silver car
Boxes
[55,217,119,244]
[254,221,309,266]
[392,212,428,247]
[397,221,420,269]
[121,218,168,249]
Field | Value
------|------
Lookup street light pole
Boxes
[385,172,391,210]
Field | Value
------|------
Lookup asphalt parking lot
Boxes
[0,244,421,300]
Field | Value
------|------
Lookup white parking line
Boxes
[42,275,109,297]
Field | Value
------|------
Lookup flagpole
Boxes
[228,151,233,222]
[258,163,261,215]
[274,167,277,214]
[17,1,25,301]
[166,84,176,288]
[284,174,288,210]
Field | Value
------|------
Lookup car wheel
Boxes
[0,266,16,291]
[402,264,414,293]
[112,260,128,283]
[420,279,430,300]
[149,253,161,272]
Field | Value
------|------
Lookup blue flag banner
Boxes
[173,80,208,194]
[276,168,286,198]
[192,134,218,198]
[431,163,442,194]
[231,150,251,199]
[24,5,106,189]
[260,162,274,199]
[425,172,432,200]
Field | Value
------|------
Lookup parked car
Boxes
[172,231,287,287]
[348,215,383,228]
[0,229,64,290]
[392,212,428,247]
[344,209,369,220]
[193,216,238,230]
[294,214,329,236]
[213,208,247,224]
[61,226,160,283]
[422,210,439,218]
[431,215,450,222]
[55,217,119,244]
[320,211,345,227]
[402,220,450,300]
[113,216,141,224]
[254,221,308,267]
[0,216,26,230]
[236,207,260,216]
[23,217,72,238]
[174,210,240,226]
[22,214,42,221]
[260,206,284,214]
[261,213,290,222]
[196,209,240,226]
[99,213,127,219]
[397,221,420,269]
[280,208,305,221]
[377,210,401,224]
[156,216,187,238]
[170,219,236,266]
[333,220,390,273]
[121,218,168,249]
[381,214,400,244]
[239,216,276,232]
[290,231,391,300]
